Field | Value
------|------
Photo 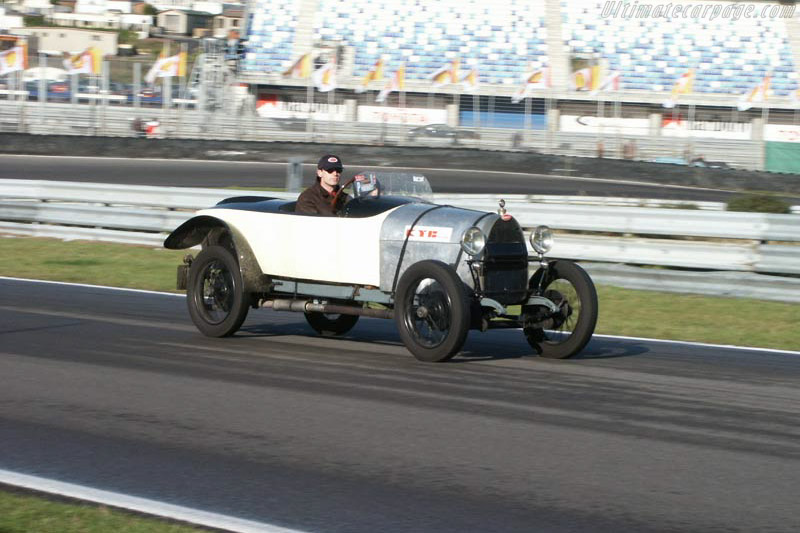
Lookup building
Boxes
[212,5,241,38]
[0,7,25,31]
[13,26,117,55]
[156,8,212,36]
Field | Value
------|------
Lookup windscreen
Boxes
[351,172,433,202]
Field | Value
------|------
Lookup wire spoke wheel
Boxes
[186,245,250,337]
[523,260,597,359]
[198,260,236,324]
[405,278,452,348]
[395,260,470,362]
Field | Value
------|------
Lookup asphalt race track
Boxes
[1,277,799,532]
[0,154,745,202]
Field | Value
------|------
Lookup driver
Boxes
[296,154,350,215]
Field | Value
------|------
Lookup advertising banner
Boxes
[660,115,752,139]
[764,124,800,143]
[560,115,649,135]
[357,106,447,125]
[256,95,347,121]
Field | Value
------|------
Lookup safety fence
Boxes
[1,179,799,301]
[0,99,767,169]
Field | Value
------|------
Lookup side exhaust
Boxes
[261,299,393,319]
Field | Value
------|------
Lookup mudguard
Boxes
[164,215,266,293]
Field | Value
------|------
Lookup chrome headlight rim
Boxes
[460,226,486,256]
[530,225,554,254]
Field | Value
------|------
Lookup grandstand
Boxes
[240,0,799,102]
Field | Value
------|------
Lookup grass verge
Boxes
[0,489,207,533]
[0,236,798,351]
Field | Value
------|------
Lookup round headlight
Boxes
[530,225,554,254]
[461,226,486,256]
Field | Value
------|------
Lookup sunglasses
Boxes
[323,167,343,173]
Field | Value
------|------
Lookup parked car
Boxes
[408,123,481,142]
[652,156,731,169]
[164,173,598,362]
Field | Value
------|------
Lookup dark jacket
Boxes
[296,181,349,215]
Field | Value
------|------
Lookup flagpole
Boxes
[176,43,185,138]
[488,86,495,128]
[162,42,169,121]
[133,62,141,110]
[614,91,622,158]
[101,59,109,134]
[328,87,334,142]
[544,91,550,154]
[306,74,313,140]
[524,96,531,139]
[596,96,604,157]
[688,102,696,161]
[37,52,45,124]
[473,90,479,131]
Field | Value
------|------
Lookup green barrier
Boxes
[765,141,800,174]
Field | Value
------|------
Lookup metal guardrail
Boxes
[1,180,799,301]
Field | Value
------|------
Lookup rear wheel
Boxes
[305,312,359,336]
[395,260,470,362]
[186,245,250,337]
[523,260,597,359]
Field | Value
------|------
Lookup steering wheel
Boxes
[330,176,356,212]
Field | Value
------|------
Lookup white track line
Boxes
[591,333,800,356]
[0,469,307,533]
[0,276,184,297]
[2,276,796,355]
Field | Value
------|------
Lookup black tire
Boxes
[186,245,250,337]
[523,260,598,359]
[395,260,470,362]
[305,312,359,336]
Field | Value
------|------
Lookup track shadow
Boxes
[572,337,651,360]
[236,312,650,362]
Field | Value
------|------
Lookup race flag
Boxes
[511,67,550,103]
[0,43,27,76]
[355,57,385,93]
[62,47,102,75]
[282,53,312,79]
[461,68,479,92]
[145,46,187,84]
[663,69,694,108]
[313,60,337,92]
[376,63,405,103]
[737,73,771,111]
[591,71,621,95]
[571,65,603,92]
[429,58,460,88]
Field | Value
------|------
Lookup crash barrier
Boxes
[0,100,765,170]
[1,180,799,301]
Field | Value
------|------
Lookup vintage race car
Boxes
[164,173,598,362]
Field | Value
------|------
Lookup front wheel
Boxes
[186,245,250,337]
[523,260,597,359]
[395,260,470,362]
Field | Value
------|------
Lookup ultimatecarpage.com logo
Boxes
[600,1,796,21]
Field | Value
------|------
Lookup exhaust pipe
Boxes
[261,299,393,319]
